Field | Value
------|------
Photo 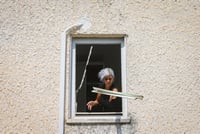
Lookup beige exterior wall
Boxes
[1,0,199,133]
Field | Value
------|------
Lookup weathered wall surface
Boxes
[1,0,199,134]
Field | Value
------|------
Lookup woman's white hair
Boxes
[98,68,115,82]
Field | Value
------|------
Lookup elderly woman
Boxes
[87,68,121,112]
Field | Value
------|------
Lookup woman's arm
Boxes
[87,93,101,111]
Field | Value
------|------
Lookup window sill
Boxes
[66,116,131,124]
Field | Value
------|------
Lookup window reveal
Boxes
[67,37,129,123]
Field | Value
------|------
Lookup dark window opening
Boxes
[76,44,122,113]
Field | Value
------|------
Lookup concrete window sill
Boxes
[66,116,131,124]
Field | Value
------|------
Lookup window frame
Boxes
[66,35,130,124]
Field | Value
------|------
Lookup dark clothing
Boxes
[98,84,122,112]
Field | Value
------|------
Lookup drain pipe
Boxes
[59,23,83,134]
[59,17,91,134]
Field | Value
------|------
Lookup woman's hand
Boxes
[87,100,98,111]
[109,88,118,102]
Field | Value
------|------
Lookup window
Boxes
[67,35,130,123]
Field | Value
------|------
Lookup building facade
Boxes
[1,0,200,133]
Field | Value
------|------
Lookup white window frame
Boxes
[61,34,130,124]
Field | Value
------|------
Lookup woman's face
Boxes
[103,75,114,87]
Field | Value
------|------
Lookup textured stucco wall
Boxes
[1,0,200,134]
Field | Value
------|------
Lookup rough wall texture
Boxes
[0,0,199,134]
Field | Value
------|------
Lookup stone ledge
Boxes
[66,116,131,124]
